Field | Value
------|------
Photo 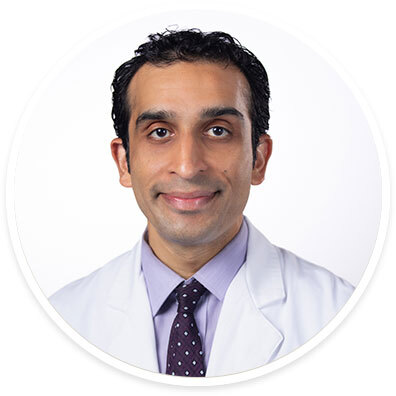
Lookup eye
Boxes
[148,128,171,139]
[206,126,231,137]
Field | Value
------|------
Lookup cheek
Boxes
[130,149,161,182]
[222,165,252,190]
[220,150,252,183]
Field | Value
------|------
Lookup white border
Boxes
[5,6,390,387]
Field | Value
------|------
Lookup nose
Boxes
[169,132,208,179]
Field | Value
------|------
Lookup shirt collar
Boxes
[141,219,248,317]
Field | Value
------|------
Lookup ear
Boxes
[251,134,272,186]
[110,138,132,188]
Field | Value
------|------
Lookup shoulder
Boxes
[277,247,355,306]
[244,218,354,319]
[49,248,137,325]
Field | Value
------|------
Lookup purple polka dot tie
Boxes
[166,279,206,377]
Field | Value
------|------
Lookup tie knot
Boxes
[175,279,206,314]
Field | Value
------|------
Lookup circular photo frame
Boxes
[6,8,389,386]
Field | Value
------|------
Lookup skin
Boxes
[111,61,272,279]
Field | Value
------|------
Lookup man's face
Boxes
[112,61,271,247]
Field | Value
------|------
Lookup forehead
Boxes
[127,61,251,117]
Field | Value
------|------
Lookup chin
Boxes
[155,215,223,247]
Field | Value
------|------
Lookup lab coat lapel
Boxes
[104,240,159,373]
[206,219,286,377]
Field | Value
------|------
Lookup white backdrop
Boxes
[10,10,382,297]
[1,0,395,394]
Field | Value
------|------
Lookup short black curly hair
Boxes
[111,28,270,169]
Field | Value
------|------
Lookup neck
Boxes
[146,218,243,279]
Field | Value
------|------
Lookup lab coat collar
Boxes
[105,239,160,373]
[205,218,285,376]
[244,217,286,308]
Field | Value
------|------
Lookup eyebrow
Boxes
[135,106,244,129]
[135,109,176,128]
[200,106,245,120]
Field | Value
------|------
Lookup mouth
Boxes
[159,191,220,211]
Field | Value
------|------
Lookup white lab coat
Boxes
[50,218,354,377]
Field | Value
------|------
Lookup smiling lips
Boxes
[160,191,218,211]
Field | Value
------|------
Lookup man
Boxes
[50,28,354,377]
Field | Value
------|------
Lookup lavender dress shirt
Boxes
[141,219,248,374]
